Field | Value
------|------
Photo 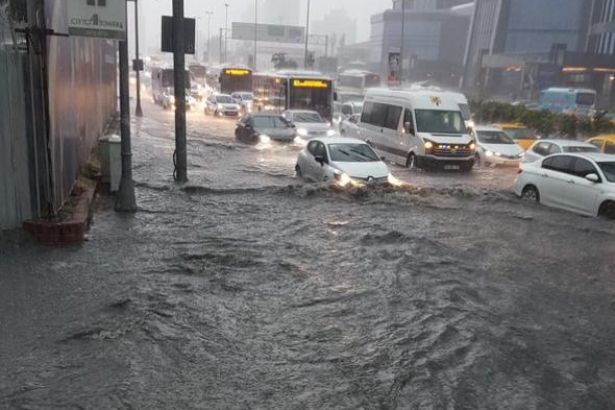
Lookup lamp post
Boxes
[400,0,406,84]
[254,0,258,70]
[224,3,230,63]
[304,0,311,69]
[133,0,143,117]
[205,11,213,63]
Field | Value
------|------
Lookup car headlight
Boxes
[387,173,403,187]
[326,129,336,137]
[485,150,494,157]
[297,128,309,137]
[424,140,434,150]
[495,152,502,157]
[217,104,223,110]
[334,171,353,186]
[259,134,271,143]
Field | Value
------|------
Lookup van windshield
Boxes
[415,110,465,134]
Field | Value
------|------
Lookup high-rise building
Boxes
[312,9,357,52]
[462,0,615,108]
[392,0,470,10]
[262,0,301,26]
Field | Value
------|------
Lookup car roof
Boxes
[554,152,615,162]
[312,137,366,145]
[537,139,597,147]
[285,109,320,115]
[474,126,505,132]
[490,123,528,129]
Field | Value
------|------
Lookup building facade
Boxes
[368,4,471,86]
[463,0,615,108]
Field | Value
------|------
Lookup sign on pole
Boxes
[161,16,196,54]
[68,0,127,40]
[232,22,305,44]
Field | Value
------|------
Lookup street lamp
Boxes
[400,0,406,84]
[132,0,143,117]
[224,3,230,63]
[304,0,311,69]
[254,0,258,70]
[205,11,213,63]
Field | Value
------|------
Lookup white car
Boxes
[339,114,361,137]
[514,153,615,218]
[283,110,335,139]
[473,126,524,167]
[295,137,395,185]
[523,139,599,163]
[204,94,241,117]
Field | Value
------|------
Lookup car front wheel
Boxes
[598,201,615,219]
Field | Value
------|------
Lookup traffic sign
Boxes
[68,0,127,40]
[161,16,196,54]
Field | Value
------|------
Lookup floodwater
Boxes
[1,97,615,409]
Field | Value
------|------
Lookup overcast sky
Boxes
[133,0,391,53]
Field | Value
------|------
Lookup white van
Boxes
[355,89,476,171]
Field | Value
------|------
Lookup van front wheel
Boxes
[406,153,417,169]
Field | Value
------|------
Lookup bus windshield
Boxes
[415,110,465,134]
[289,80,333,120]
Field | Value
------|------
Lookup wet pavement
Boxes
[2,96,615,409]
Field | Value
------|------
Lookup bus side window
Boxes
[403,109,414,135]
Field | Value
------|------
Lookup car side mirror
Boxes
[404,122,414,135]
[586,173,600,183]
[314,155,325,166]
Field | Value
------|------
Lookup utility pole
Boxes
[134,0,143,117]
[219,27,224,64]
[173,0,188,182]
[224,3,230,63]
[115,38,137,212]
[400,0,406,85]
[206,11,213,63]
[254,0,258,70]
[304,0,311,69]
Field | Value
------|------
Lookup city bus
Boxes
[150,67,191,104]
[538,87,597,116]
[253,70,334,120]
[219,66,253,95]
[337,70,381,94]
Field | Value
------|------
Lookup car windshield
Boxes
[504,128,535,140]
[293,112,323,123]
[563,146,599,153]
[216,96,234,103]
[598,162,615,182]
[328,143,380,162]
[477,131,515,144]
[253,116,290,129]
[415,110,465,134]
[240,93,253,100]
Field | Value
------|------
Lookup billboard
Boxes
[68,0,127,40]
[232,22,305,44]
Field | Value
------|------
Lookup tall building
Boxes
[462,0,615,107]
[366,2,472,85]
[262,0,301,26]
[312,9,357,53]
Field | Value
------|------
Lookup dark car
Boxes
[235,113,297,144]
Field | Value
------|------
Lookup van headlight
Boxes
[485,150,494,157]
[297,128,309,137]
[217,104,223,110]
[424,140,434,150]
[326,129,336,137]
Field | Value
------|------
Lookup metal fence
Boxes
[0,8,34,229]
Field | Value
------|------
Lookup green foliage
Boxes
[471,100,615,138]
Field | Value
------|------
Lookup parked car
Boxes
[235,112,296,144]
[282,110,335,139]
[231,92,254,114]
[205,94,241,117]
[523,139,599,163]
[586,134,615,154]
[514,153,615,218]
[295,137,395,186]
[339,114,361,137]
[473,126,524,167]
[491,123,538,151]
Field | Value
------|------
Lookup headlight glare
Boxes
[297,128,309,137]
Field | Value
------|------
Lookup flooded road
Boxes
[2,98,615,409]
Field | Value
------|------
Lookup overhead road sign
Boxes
[232,22,305,44]
[68,0,127,40]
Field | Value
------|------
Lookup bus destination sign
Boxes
[292,79,329,89]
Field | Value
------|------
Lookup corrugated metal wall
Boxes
[45,0,117,211]
[0,19,33,229]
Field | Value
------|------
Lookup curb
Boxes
[23,185,97,246]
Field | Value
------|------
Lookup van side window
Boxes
[403,109,414,134]
[361,101,374,124]
[371,103,388,128]
[384,106,402,130]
